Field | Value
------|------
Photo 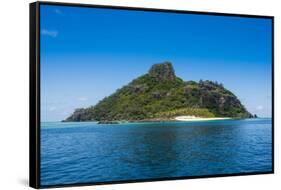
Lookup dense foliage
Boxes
[64,62,253,122]
[155,108,215,118]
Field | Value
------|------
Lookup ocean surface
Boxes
[40,118,272,186]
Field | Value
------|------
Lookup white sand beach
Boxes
[174,115,231,121]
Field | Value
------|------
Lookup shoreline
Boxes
[52,117,272,125]
[174,116,232,122]
[96,116,232,124]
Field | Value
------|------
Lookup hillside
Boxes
[64,62,253,122]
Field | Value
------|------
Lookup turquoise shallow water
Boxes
[40,118,272,186]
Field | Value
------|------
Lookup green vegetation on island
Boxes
[64,62,254,122]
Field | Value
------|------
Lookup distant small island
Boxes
[64,62,257,123]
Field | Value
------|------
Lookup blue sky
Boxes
[40,5,272,121]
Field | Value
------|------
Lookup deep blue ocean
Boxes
[40,118,272,186]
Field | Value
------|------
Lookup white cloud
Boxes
[77,97,88,101]
[54,9,63,15]
[41,29,58,37]
[48,106,57,111]
[256,105,264,110]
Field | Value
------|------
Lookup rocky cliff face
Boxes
[148,62,176,82]
[64,62,253,122]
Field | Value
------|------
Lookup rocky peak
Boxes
[148,62,176,82]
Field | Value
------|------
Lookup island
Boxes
[64,62,256,123]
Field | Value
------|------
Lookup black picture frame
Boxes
[29,1,274,189]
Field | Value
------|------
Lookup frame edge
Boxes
[29,1,40,189]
